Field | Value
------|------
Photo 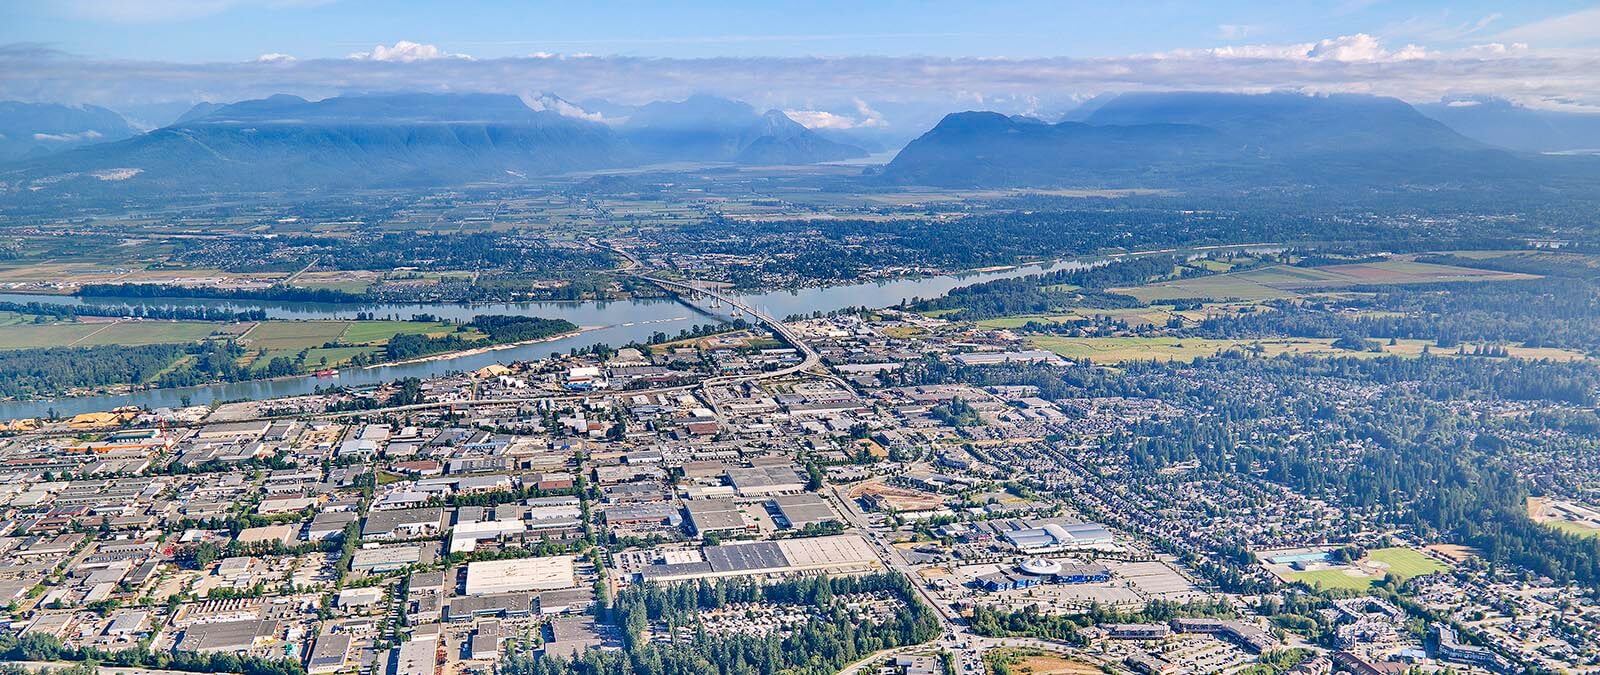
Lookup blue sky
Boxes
[4,0,1595,62]
[4,1,1600,123]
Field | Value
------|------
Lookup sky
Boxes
[4,0,1600,127]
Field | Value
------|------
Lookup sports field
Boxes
[1287,546,1449,591]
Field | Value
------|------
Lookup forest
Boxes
[501,573,941,675]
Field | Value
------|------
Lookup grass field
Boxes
[986,649,1099,675]
[1288,547,1449,591]
[1117,260,1536,302]
[1545,520,1600,538]
[1285,569,1378,592]
[1027,335,1588,365]
[1527,497,1600,539]
[1367,547,1450,578]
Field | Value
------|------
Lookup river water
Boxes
[0,245,1270,419]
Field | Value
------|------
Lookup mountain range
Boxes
[0,93,866,198]
[0,102,139,162]
[5,90,1600,199]
[881,92,1594,190]
[1415,97,1600,154]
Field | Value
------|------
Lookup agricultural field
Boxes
[238,320,469,370]
[0,318,218,350]
[1116,260,1535,302]
[0,314,467,374]
[1026,335,1588,365]
[977,307,1181,329]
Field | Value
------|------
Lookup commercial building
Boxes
[975,559,1111,591]
[986,519,1114,552]
[1105,623,1172,640]
[1432,622,1508,671]
[1170,618,1277,653]
[464,556,576,596]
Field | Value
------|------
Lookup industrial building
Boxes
[350,545,427,573]
[639,534,880,582]
[683,499,753,536]
[446,592,534,622]
[770,493,840,529]
[307,633,353,674]
[176,618,268,653]
[725,464,808,497]
[464,556,576,596]
[361,507,446,540]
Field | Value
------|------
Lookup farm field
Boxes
[1026,336,1588,364]
[1116,260,1536,302]
[977,307,1180,329]
[0,319,216,350]
[0,316,468,370]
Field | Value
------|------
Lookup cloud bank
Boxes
[5,34,1600,126]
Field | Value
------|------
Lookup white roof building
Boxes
[464,556,577,596]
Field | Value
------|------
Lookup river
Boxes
[0,244,1273,419]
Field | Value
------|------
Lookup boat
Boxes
[314,369,340,378]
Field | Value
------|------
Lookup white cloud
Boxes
[1496,7,1600,47]
[1161,34,1428,63]
[784,110,856,129]
[9,35,1600,118]
[347,41,471,63]
[853,99,887,128]
[784,99,888,130]
[520,92,607,123]
[32,130,103,142]
[255,52,295,63]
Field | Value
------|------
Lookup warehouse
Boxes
[464,556,576,596]
[683,499,752,536]
[770,494,840,529]
[725,465,808,497]
[603,503,683,528]
[639,534,880,582]
[176,618,267,653]
[350,545,426,573]
[445,592,534,622]
[361,507,446,540]
[307,633,352,674]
